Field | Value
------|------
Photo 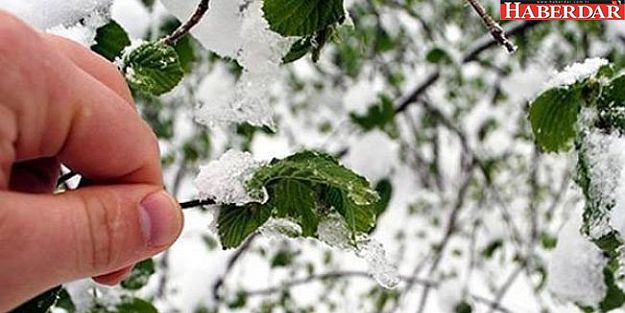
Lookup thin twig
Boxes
[465,0,516,53]
[180,198,216,209]
[237,270,512,313]
[395,20,542,114]
[212,233,259,301]
[162,0,210,46]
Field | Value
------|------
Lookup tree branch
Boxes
[162,0,210,46]
[465,0,516,53]
[395,20,543,114]
[212,233,259,301]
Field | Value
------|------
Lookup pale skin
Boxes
[0,11,184,311]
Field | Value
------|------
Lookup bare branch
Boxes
[465,0,516,53]
[212,233,259,301]
[395,20,543,114]
[163,0,210,46]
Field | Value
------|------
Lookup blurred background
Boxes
[5,0,625,312]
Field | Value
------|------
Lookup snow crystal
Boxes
[547,213,607,307]
[356,238,400,289]
[317,213,353,250]
[259,218,303,240]
[547,58,608,89]
[194,150,261,205]
[162,0,290,127]
[0,0,112,30]
[581,129,625,239]
[317,214,400,289]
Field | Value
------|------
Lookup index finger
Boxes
[0,12,162,188]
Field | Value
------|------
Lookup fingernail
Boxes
[139,190,181,247]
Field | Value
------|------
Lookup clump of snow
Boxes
[547,213,607,307]
[0,0,112,30]
[46,11,109,46]
[317,214,400,289]
[356,238,401,289]
[194,150,261,205]
[581,129,625,239]
[162,0,290,127]
[0,0,112,46]
[547,58,608,89]
[344,130,399,183]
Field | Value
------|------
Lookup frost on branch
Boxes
[162,0,290,127]
[194,150,261,205]
[547,213,608,307]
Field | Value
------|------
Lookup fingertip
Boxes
[139,190,184,248]
[92,265,134,286]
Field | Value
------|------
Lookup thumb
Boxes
[0,185,183,311]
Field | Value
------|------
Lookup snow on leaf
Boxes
[194,150,261,205]
[163,0,289,128]
[547,58,608,89]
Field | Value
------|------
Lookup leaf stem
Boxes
[162,0,211,46]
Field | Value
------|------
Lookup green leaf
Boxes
[218,203,272,249]
[121,258,155,290]
[10,286,62,313]
[248,151,379,206]
[323,187,376,235]
[426,47,452,65]
[271,180,319,236]
[283,37,313,63]
[173,35,196,73]
[263,0,345,36]
[54,288,76,313]
[91,20,131,62]
[599,267,625,312]
[350,95,396,131]
[529,86,583,152]
[454,301,473,313]
[117,298,158,313]
[123,42,184,96]
[373,178,393,215]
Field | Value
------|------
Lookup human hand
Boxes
[0,11,183,311]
